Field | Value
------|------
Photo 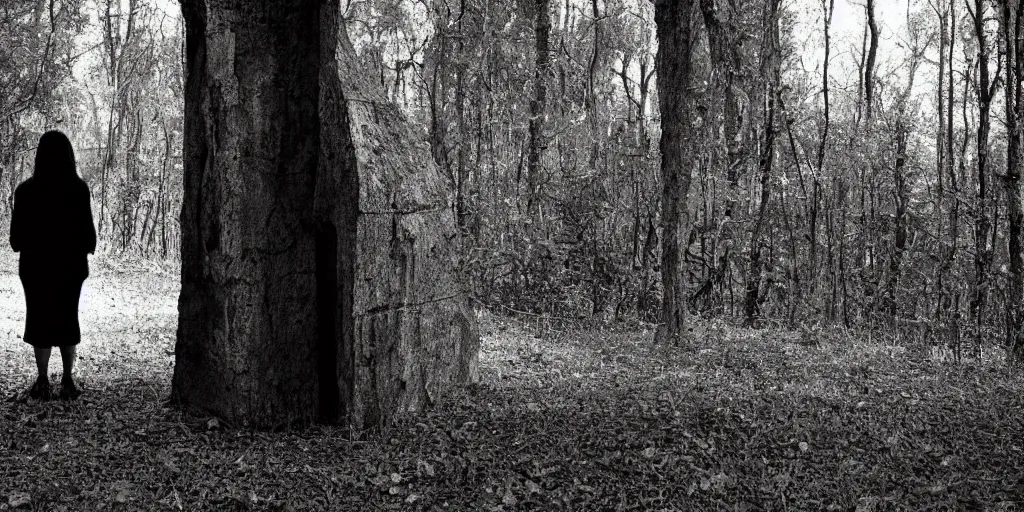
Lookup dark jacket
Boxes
[10,176,97,281]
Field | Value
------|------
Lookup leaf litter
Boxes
[0,256,1022,510]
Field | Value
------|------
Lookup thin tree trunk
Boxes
[527,0,551,212]
[938,0,959,323]
[745,0,781,325]
[1001,0,1024,362]
[810,0,834,305]
[864,0,879,118]
[701,0,747,311]
[428,14,450,179]
[970,0,997,348]
[887,125,909,314]
[932,0,949,321]
[935,0,947,195]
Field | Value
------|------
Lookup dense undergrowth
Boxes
[1,258,1023,511]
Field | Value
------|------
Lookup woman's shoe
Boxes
[59,378,81,400]
[29,378,50,400]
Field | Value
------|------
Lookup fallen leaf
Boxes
[525,479,542,494]
[7,492,30,509]
[417,460,435,477]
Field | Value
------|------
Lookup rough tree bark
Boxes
[745,0,781,325]
[887,125,909,314]
[864,0,878,119]
[809,0,833,304]
[931,0,948,321]
[1000,0,1024,362]
[934,0,947,196]
[970,0,997,349]
[938,0,959,323]
[654,0,696,344]
[173,0,479,428]
[527,0,550,212]
[701,0,748,311]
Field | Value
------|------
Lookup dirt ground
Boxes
[1,250,1023,510]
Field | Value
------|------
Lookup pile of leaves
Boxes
[1,261,1023,510]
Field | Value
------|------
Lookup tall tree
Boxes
[173,0,478,428]
[930,0,950,321]
[527,0,551,211]
[809,0,834,303]
[744,0,782,325]
[938,0,960,324]
[932,0,948,195]
[885,6,928,315]
[969,0,998,348]
[864,0,879,119]
[97,0,141,239]
[654,0,696,344]
[701,0,748,310]
[1000,0,1024,362]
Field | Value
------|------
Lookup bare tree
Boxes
[744,0,782,325]
[968,0,1000,349]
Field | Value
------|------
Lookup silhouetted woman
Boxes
[10,130,97,400]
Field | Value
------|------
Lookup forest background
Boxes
[0,0,1016,357]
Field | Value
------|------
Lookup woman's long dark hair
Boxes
[33,130,78,181]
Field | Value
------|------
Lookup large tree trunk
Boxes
[333,28,480,429]
[654,0,696,344]
[173,0,479,429]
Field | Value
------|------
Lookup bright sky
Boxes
[792,0,938,111]
[72,0,179,80]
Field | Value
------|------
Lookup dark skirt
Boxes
[20,275,85,348]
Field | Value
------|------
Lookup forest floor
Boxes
[1,254,1024,511]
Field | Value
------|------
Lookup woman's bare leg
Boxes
[59,345,76,378]
[29,347,52,399]
[59,345,80,399]
[33,347,51,381]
